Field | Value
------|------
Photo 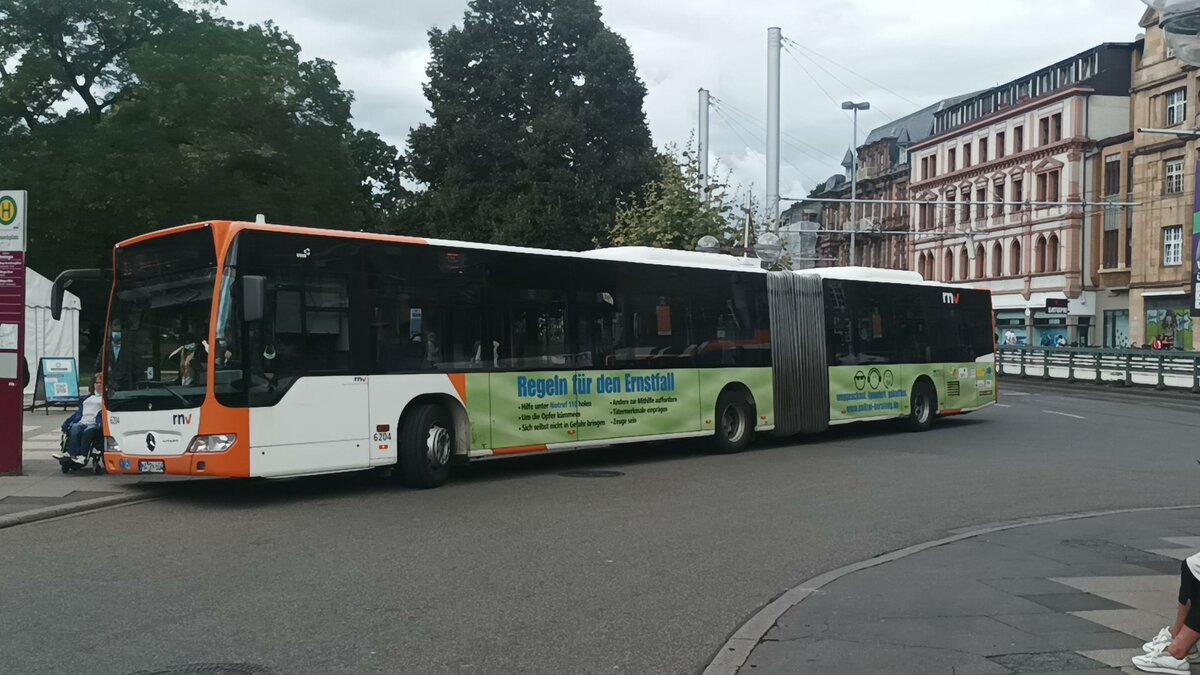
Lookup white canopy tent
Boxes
[24,267,81,394]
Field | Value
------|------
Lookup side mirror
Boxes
[51,269,109,321]
[242,275,268,322]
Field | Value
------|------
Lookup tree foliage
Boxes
[404,0,656,250]
[607,144,740,250]
[0,1,405,275]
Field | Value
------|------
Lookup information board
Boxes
[36,357,80,404]
[0,190,26,474]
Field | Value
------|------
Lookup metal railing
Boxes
[997,345,1200,392]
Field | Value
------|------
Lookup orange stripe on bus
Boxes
[491,445,548,456]
[939,408,964,416]
[447,373,468,403]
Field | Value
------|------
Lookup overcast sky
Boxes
[222,0,1147,205]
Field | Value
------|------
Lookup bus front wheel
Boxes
[398,404,453,489]
[709,390,755,454]
[904,381,936,432]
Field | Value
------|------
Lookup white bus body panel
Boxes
[248,376,369,477]
[364,374,465,468]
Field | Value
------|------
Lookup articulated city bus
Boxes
[54,221,995,488]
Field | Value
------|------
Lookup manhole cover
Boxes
[127,665,273,675]
[559,469,625,478]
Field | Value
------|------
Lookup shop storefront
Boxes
[1143,293,1193,351]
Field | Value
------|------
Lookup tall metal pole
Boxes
[766,27,781,230]
[698,88,710,201]
[849,107,858,266]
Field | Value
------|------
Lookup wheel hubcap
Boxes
[721,406,745,442]
[426,425,451,467]
[915,395,929,422]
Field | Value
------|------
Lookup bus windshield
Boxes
[105,227,218,412]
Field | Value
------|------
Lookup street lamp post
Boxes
[842,101,870,266]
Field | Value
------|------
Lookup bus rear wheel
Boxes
[904,381,936,432]
[398,404,453,489]
[709,390,755,454]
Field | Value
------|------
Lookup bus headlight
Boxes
[186,434,237,453]
[104,436,121,454]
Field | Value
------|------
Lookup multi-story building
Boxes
[1117,9,1200,350]
[805,99,967,269]
[907,43,1136,346]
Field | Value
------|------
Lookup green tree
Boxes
[607,144,740,250]
[0,4,404,274]
[405,0,656,250]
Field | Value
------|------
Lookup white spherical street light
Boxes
[1143,0,1200,66]
[755,232,784,268]
[695,235,720,253]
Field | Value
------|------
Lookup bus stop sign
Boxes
[0,190,27,475]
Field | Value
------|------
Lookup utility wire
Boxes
[782,37,923,109]
[710,96,841,163]
[710,102,820,189]
[778,44,851,119]
[782,42,895,122]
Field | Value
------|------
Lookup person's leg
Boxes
[65,423,87,457]
[1166,572,1200,660]
[80,425,100,458]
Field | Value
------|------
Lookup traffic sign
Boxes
[0,190,26,474]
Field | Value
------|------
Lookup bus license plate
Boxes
[138,460,165,474]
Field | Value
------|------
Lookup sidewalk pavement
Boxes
[1,409,192,526]
[739,507,1200,674]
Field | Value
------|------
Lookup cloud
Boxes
[221,0,1146,201]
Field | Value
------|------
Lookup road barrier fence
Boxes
[996,345,1200,392]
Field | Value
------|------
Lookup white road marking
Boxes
[1043,410,1086,420]
[995,404,1013,408]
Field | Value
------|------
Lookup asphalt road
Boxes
[4,380,1200,675]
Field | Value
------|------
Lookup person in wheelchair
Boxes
[51,378,103,466]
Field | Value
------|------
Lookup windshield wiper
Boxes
[155,383,193,407]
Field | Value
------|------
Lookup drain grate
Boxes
[127,665,274,675]
[559,469,625,478]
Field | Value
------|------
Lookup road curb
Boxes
[0,492,153,530]
[701,503,1200,675]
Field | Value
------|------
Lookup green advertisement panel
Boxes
[829,362,996,422]
[1146,309,1193,351]
[479,368,774,450]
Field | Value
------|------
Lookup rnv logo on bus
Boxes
[942,292,960,305]
[172,414,193,425]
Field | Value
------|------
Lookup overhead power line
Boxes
[782,37,923,110]
[781,42,895,122]
[710,96,841,163]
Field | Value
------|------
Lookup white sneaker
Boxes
[50,453,66,461]
[72,455,87,465]
[1147,627,1174,653]
[1144,627,1200,662]
[1133,647,1191,674]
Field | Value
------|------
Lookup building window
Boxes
[1049,170,1060,201]
[1103,154,1121,197]
[992,242,1003,276]
[996,131,1006,159]
[974,244,985,278]
[979,138,988,163]
[992,181,1004,217]
[976,187,987,219]
[1165,157,1185,195]
[1039,117,1051,146]
[1014,126,1024,152]
[960,188,970,224]
[1037,174,1047,201]
[945,191,955,227]
[1164,225,1184,266]
[1010,239,1022,275]
[943,249,954,280]
[1052,113,1063,141]
[963,144,972,168]
[1167,88,1187,127]
[1011,177,1024,212]
[948,148,956,172]
[1102,200,1120,269]
[1047,234,1059,272]
[1036,235,1047,273]
[959,247,969,280]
